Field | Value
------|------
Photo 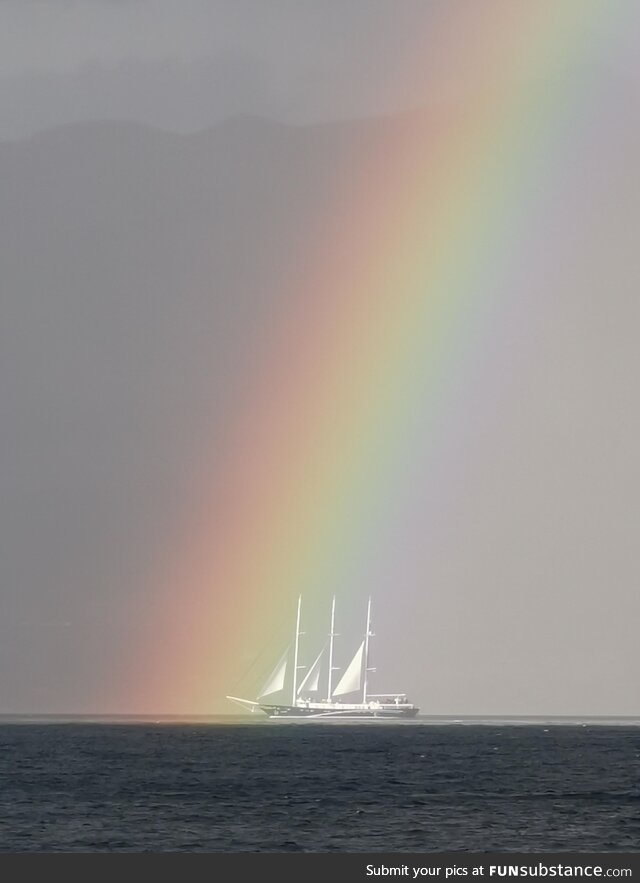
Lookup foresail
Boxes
[297,648,323,696]
[332,641,364,697]
[258,650,288,697]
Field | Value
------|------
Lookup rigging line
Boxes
[227,614,292,694]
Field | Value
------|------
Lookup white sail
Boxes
[258,651,287,697]
[332,641,364,697]
[297,649,323,696]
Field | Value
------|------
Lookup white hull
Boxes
[226,695,419,720]
[261,700,419,720]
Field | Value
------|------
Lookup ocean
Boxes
[0,720,638,853]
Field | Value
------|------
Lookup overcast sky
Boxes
[0,0,637,141]
[0,0,428,139]
[0,2,638,715]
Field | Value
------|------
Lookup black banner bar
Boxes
[0,852,638,878]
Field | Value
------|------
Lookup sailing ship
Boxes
[227,596,419,720]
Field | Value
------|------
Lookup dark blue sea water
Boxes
[0,722,638,852]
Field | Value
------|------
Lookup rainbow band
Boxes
[127,1,628,712]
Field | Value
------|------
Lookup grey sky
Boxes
[0,2,638,714]
[2,1,429,75]
[0,0,637,142]
[0,0,439,139]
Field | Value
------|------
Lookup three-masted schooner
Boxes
[227,597,419,720]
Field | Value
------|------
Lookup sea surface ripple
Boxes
[0,723,638,852]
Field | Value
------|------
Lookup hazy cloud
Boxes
[1,1,638,140]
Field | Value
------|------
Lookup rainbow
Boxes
[126,1,629,712]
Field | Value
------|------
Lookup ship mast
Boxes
[326,595,336,701]
[363,596,373,704]
[291,595,302,706]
